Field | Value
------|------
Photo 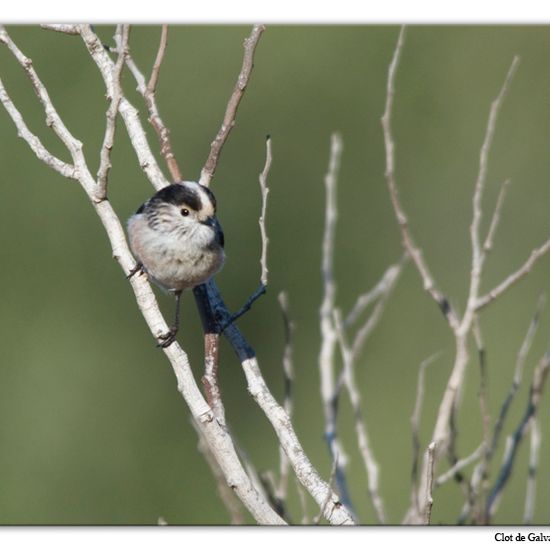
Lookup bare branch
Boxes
[486,349,550,520]
[147,24,169,95]
[469,58,519,286]
[435,444,484,487]
[40,24,79,35]
[258,135,272,286]
[424,442,437,525]
[333,310,386,524]
[410,352,441,511]
[318,132,354,512]
[201,333,226,425]
[345,256,407,327]
[202,281,355,525]
[476,239,550,311]
[491,294,545,457]
[350,261,404,360]
[381,26,459,331]
[483,179,511,254]
[1,25,284,525]
[79,25,170,191]
[0,26,92,190]
[97,24,129,197]
[119,26,182,183]
[0,76,76,179]
[200,24,265,188]
[193,421,246,525]
[276,291,295,506]
[219,136,272,329]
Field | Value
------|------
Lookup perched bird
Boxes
[127,181,225,347]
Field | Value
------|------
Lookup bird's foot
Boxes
[156,325,178,348]
[127,262,146,280]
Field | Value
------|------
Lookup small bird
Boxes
[127,181,225,347]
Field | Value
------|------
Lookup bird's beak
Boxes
[201,216,218,229]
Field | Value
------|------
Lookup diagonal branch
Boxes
[0,76,76,179]
[121,24,182,183]
[476,239,550,311]
[199,24,265,188]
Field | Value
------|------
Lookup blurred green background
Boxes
[0,25,549,525]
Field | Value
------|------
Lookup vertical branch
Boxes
[410,353,440,514]
[199,25,266,188]
[333,310,386,524]
[276,291,295,507]
[424,442,437,525]
[258,136,272,287]
[97,24,129,197]
[464,57,520,330]
[483,179,511,254]
[318,133,354,511]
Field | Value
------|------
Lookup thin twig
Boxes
[483,179,511,254]
[0,76,76,179]
[0,26,89,188]
[381,26,459,330]
[486,349,550,520]
[79,25,169,191]
[220,136,272,330]
[410,352,441,512]
[147,24,169,95]
[318,133,354,512]
[200,25,265,188]
[350,260,404,361]
[259,135,272,286]
[276,291,295,507]
[476,240,550,311]
[463,57,519,334]
[97,24,129,198]
[468,59,519,313]
[435,444,484,487]
[472,317,491,464]
[333,310,386,524]
[116,27,182,183]
[490,294,545,457]
[345,256,407,327]
[425,442,437,525]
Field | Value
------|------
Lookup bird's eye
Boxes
[181,208,190,217]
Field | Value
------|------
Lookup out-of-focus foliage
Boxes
[0,25,549,524]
